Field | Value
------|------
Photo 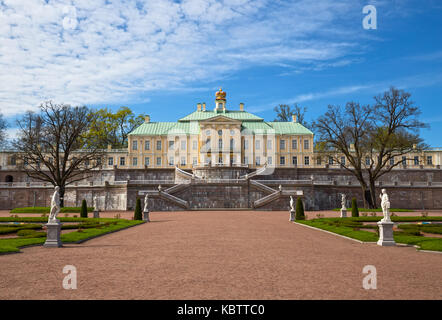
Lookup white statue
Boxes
[144,193,149,212]
[380,189,391,222]
[279,185,282,192]
[158,185,162,192]
[290,196,295,211]
[341,193,347,210]
[48,186,61,223]
[93,195,98,211]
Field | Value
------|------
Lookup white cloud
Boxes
[0,0,369,117]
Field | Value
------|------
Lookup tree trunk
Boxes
[369,179,377,209]
[59,185,65,208]
[361,184,368,208]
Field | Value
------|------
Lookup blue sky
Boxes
[1,0,442,146]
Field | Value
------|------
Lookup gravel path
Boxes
[0,210,441,300]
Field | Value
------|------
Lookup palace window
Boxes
[244,139,249,150]
[132,140,138,151]
[427,156,433,165]
[267,139,272,150]
[218,156,223,164]
[230,138,234,150]
[145,140,150,150]
[244,156,248,164]
[414,156,419,165]
[304,156,310,165]
[304,140,309,150]
[145,157,150,166]
[256,156,261,165]
[280,139,285,150]
[292,140,297,150]
[255,140,261,150]
[108,157,114,166]
[206,129,210,136]
[169,157,174,166]
[218,130,222,136]
[193,140,197,150]
[181,157,186,165]
[292,156,297,165]
[156,157,162,166]
[402,156,407,165]
[267,156,272,165]
[120,157,125,166]
[132,157,138,166]
[365,157,371,166]
[10,156,16,166]
[156,140,162,150]
[218,138,223,149]
[340,156,345,166]
[329,157,333,165]
[181,140,186,150]
[230,129,235,135]
[280,156,285,165]
[205,138,211,150]
[316,157,321,165]
[168,141,174,150]
[390,157,395,166]
[192,157,197,166]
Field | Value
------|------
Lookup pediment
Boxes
[201,115,242,124]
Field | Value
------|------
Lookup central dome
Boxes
[215,88,226,100]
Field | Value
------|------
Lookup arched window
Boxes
[218,138,223,149]
[5,175,13,183]
[230,138,234,150]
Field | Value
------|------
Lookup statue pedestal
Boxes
[289,210,295,222]
[377,220,396,246]
[93,210,100,218]
[143,211,150,222]
[44,222,63,248]
[340,209,347,218]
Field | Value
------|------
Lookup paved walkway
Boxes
[0,211,441,299]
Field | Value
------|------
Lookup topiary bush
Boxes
[134,198,143,220]
[351,198,359,217]
[80,199,88,218]
[295,197,305,220]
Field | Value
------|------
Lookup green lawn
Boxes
[296,216,442,252]
[332,208,413,212]
[10,207,94,214]
[0,217,144,254]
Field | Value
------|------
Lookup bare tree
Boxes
[13,101,105,207]
[314,87,428,208]
[274,103,310,128]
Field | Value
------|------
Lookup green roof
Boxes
[241,121,273,134]
[268,122,313,135]
[129,111,313,136]
[178,110,263,122]
[129,122,176,135]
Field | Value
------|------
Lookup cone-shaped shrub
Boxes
[295,197,305,220]
[351,198,359,217]
[80,199,88,218]
[134,198,143,220]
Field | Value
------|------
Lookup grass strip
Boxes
[296,217,442,252]
[0,218,144,254]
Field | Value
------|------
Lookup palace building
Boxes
[0,88,441,211]
[126,88,314,170]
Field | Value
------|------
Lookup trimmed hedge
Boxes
[134,198,142,220]
[80,200,88,218]
[351,198,359,217]
[295,198,305,220]
[10,206,94,214]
